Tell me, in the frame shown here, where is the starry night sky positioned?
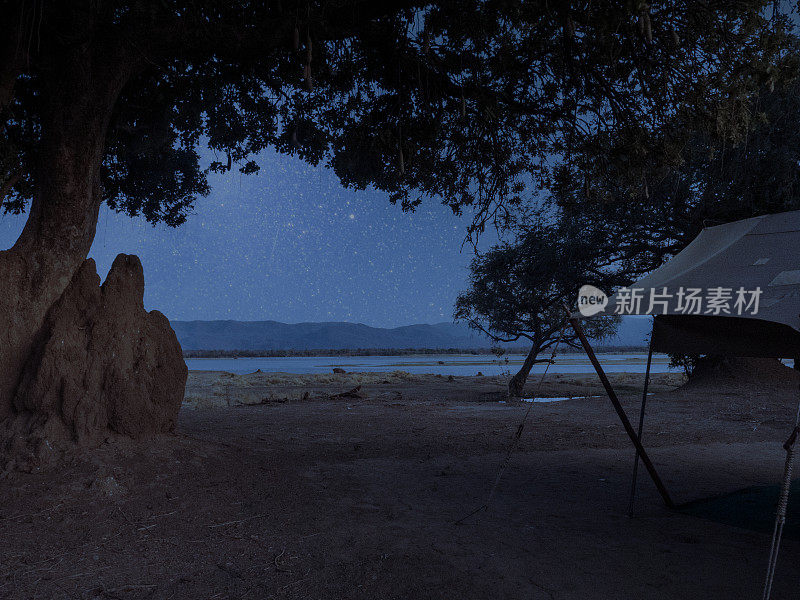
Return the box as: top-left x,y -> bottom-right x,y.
0,150 -> 493,327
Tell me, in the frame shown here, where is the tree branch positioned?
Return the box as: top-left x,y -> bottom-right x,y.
131,0 -> 426,63
0,3 -> 27,113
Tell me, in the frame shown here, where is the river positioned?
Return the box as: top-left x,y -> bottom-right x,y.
185,352 -> 678,376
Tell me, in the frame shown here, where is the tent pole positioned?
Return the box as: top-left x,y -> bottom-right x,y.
628,336 -> 654,517
567,315 -> 674,509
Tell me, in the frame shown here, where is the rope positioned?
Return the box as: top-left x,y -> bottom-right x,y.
762,397 -> 800,600
455,320 -> 567,524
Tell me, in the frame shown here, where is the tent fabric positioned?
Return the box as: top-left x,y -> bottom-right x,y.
586,211 -> 800,358
651,314 -> 800,357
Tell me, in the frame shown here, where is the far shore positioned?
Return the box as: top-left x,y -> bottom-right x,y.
182,345 -> 650,358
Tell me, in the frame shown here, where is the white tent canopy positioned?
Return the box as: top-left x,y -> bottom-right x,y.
596,211 -> 800,357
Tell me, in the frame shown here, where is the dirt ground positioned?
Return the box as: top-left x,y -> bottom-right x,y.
1,369 -> 799,599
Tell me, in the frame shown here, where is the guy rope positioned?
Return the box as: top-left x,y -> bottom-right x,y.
455,320 -> 567,524
762,394 -> 800,600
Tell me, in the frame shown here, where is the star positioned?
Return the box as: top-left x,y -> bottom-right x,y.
0,147 -> 500,327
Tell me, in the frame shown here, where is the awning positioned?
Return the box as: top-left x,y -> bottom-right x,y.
585,211 -> 800,358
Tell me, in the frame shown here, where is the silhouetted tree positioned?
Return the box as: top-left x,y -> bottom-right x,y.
455,219 -> 623,396
553,70 -> 800,273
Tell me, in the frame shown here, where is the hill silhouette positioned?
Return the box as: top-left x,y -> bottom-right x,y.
171,317 -> 652,352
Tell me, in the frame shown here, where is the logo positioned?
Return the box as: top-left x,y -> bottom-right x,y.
577,285 -> 608,317
612,286 -> 761,316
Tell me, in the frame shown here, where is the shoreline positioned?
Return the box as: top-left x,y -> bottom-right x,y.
182,352 -> 679,378
182,369 -> 685,409
182,345 -> 650,358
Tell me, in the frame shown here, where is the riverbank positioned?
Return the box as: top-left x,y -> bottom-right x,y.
182,369 -> 684,408
184,351 -> 677,376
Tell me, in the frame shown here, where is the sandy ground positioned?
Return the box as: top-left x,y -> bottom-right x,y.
1,369 -> 799,599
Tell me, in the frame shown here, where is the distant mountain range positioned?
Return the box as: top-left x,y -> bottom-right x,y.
170,317 -> 652,351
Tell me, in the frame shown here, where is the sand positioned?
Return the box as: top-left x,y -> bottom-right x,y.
0,369 -> 798,599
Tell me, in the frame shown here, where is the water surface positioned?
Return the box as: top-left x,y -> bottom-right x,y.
185,352 -> 677,376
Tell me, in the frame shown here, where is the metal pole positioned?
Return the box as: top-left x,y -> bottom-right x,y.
628,337 -> 654,517
567,314 -> 674,509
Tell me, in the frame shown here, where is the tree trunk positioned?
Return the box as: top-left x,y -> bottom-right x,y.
508,343 -> 543,398
0,42 -> 186,469
0,45 -> 123,420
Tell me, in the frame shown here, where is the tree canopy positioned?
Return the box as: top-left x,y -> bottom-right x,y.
456,217 -> 623,344
454,217 -> 621,394
1,0 -> 794,232
552,68 -> 800,283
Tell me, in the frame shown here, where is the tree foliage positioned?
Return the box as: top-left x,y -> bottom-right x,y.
455,218 -> 622,353
553,69 -> 800,280
0,0 -> 794,231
